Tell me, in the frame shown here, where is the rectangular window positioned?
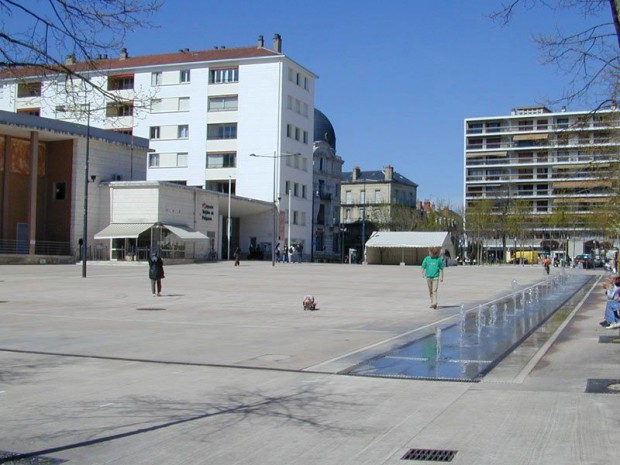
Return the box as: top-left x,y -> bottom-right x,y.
345,190 -> 352,204
206,152 -> 236,168
106,101 -> 134,117
150,126 -> 161,139
54,182 -> 66,200
149,152 -> 187,168
151,97 -> 189,113
151,72 -> 162,86
375,190 -> 382,203
149,153 -> 160,167
208,95 -> 238,111
17,82 -> 42,97
178,125 -> 189,138
178,97 -> 189,111
293,211 -> 298,225
177,152 -> 188,167
303,131 -> 308,144
207,123 -> 237,140
287,124 -> 293,138
294,183 -> 299,197
287,96 -> 293,110
209,67 -> 239,83
285,181 -> 291,193
557,117 -> 569,129
360,190 -> 366,204
295,127 -> 300,141
180,70 -> 190,83
108,75 -> 134,90
302,185 -> 307,198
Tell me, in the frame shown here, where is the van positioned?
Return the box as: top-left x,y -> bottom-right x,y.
511,250 -> 539,264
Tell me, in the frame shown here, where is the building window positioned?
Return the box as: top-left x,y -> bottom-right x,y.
303,131 -> 308,144
302,185 -> 307,198
293,211 -> 298,225
207,123 -> 237,140
150,126 -> 161,139
16,108 -> 40,116
360,190 -> 366,204
345,190 -> 352,204
151,72 -> 162,86
178,125 -> 189,138
149,153 -> 160,167
208,95 -> 238,111
557,117 -> 569,129
54,182 -> 66,200
106,101 -> 133,117
285,181 -> 291,193
209,67 -> 239,84
178,97 -> 189,111
108,75 -> 134,90
149,152 -> 187,168
180,69 -> 190,83
17,82 -> 42,97
177,152 -> 188,167
294,183 -> 299,196
206,152 -> 236,168
375,190 -> 382,203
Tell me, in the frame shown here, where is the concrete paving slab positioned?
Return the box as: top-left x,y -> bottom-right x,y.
0,262 -> 616,464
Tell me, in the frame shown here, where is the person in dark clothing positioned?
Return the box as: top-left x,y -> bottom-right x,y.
148,253 -> 165,296
234,247 -> 241,266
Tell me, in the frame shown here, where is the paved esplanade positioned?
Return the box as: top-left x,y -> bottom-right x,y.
0,262 -> 617,464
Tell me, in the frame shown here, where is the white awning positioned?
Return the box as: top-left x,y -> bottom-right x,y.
365,231 -> 452,249
163,224 -> 209,240
94,223 -> 153,239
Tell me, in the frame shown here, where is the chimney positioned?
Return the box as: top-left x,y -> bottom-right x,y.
273,33 -> 282,53
417,200 -> 423,210
119,48 -> 128,60
424,200 -> 432,212
352,166 -> 361,181
257,35 -> 264,48
64,54 -> 76,65
384,165 -> 394,181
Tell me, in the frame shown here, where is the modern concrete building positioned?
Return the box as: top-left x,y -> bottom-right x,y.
311,109 -> 343,262
0,34 -> 316,258
464,105 -> 620,256
0,110 -> 148,261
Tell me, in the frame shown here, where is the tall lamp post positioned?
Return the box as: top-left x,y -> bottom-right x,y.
250,151 -> 300,266
81,103 -> 91,278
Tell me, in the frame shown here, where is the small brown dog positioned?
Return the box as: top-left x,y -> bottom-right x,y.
302,295 -> 317,311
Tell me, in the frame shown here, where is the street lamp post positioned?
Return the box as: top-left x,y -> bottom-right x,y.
82,103 -> 91,278
250,151 -> 300,266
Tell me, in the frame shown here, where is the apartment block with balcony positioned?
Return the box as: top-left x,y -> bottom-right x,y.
464,105 -> 620,252
0,34 -> 317,256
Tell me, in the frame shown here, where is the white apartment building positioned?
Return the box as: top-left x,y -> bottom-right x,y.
0,34 -> 316,256
464,105 -> 620,256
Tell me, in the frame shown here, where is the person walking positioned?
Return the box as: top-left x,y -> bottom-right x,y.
421,247 -> 444,309
543,255 -> 551,275
147,253 -> 165,296
234,247 -> 241,266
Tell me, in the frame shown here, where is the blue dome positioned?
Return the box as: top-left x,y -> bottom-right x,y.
314,108 -> 336,151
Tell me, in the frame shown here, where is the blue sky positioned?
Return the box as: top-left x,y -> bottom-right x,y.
22,0 -> 611,208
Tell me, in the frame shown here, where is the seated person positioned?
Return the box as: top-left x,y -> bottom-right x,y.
600,276 -> 620,328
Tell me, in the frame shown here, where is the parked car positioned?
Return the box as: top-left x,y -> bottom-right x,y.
574,254 -> 594,268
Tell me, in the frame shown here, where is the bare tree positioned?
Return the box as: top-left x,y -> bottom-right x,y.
0,0 -> 161,97
492,0 -> 620,106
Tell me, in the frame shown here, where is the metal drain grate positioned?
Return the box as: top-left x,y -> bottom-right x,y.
401,448 -> 457,462
599,335 -> 620,344
136,307 -> 166,311
586,378 -> 620,394
0,450 -> 66,464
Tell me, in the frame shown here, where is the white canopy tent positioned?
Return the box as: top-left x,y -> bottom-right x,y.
364,231 -> 455,265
